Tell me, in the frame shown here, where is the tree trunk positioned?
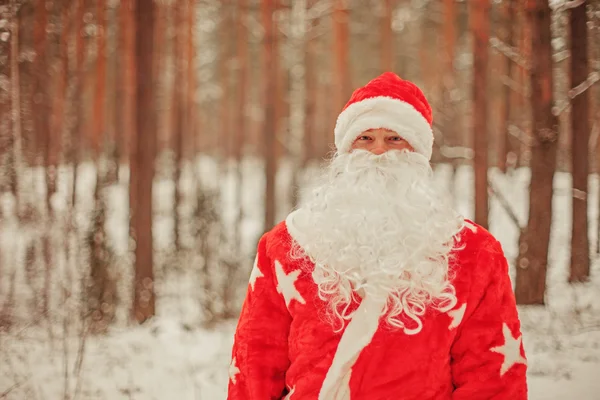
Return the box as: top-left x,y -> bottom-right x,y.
131,0 -> 156,323
262,0 -> 276,232
88,0 -> 116,332
498,0 -> 516,172
332,0 -> 350,115
71,0 -> 86,208
274,0 -> 286,165
87,181 -> 116,333
172,0 -> 187,252
187,0 -> 197,158
218,5 -> 231,159
18,1 -> 35,169
595,5 -> 600,255
117,0 -> 136,182
515,0 -> 558,305
470,0 -> 490,229
440,0 -> 457,165
92,1 -> 107,159
381,0 -> 394,73
105,3 -> 119,184
517,7 -> 532,168
234,0 -> 248,245
288,0 -> 307,210
569,0 -> 590,282
32,0 -> 49,166
32,0 -> 52,317
50,1 -> 69,174
154,0 -> 167,150
303,0 -> 317,167
0,2 -> 12,195
9,0 -> 21,213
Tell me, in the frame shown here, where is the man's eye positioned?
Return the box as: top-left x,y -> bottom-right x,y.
389,137 -> 402,141
359,136 -> 371,141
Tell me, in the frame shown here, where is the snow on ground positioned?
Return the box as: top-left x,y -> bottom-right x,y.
1,162 -> 599,399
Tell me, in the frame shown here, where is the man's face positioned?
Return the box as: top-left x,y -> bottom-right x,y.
350,128 -> 414,155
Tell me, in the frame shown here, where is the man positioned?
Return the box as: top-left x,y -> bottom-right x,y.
227,72 -> 527,399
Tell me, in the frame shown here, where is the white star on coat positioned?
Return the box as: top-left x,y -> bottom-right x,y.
448,303 -> 467,330
490,323 -> 527,376
229,357 -> 240,384
284,385 -> 296,399
275,260 -> 305,308
249,254 -> 264,291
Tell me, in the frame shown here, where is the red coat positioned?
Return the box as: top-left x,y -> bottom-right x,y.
228,219 -> 527,400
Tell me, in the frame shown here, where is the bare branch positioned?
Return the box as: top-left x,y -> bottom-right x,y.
552,71 -> 600,116
508,124 -> 534,146
568,71 -> 600,98
489,36 -> 530,70
439,145 -> 474,160
71,319 -> 90,400
307,0 -> 332,20
488,178 -> 524,232
490,37 -> 574,69
500,74 -> 530,98
553,49 -> 570,63
0,380 -> 26,398
552,99 -> 571,116
552,0 -> 585,13
573,188 -> 587,201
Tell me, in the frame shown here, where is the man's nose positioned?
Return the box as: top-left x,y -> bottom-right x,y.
371,142 -> 388,155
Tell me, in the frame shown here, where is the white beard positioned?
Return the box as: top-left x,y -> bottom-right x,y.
287,150 -> 464,334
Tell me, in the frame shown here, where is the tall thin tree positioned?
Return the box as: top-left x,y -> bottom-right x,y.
50,1 -> 69,170
0,2 -> 12,195
32,0 -> 49,167
172,0 -> 188,251
289,0 -> 308,209
498,0 -> 516,171
516,7 -> 532,168
381,0 -> 394,73
71,0 -> 86,208
470,0 -> 491,229
569,0 -> 590,282
92,1 -> 107,159
32,0 -> 52,316
440,0 -> 458,168
9,0 -> 21,212
88,0 -> 117,332
332,0 -> 350,114
116,0 -> 136,183
187,0 -> 197,157
303,0 -> 317,167
131,0 -> 156,323
262,0 -> 277,232
234,0 -> 248,245
515,0 -> 558,304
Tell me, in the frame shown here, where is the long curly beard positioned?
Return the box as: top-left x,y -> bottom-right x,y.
287,150 -> 464,334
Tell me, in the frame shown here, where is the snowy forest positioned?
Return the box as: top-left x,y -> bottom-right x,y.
0,0 -> 599,398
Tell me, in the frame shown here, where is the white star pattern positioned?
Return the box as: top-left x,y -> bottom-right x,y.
229,357 -> 241,384
490,323 -> 527,376
249,254 -> 264,291
275,260 -> 306,308
448,303 -> 467,330
284,385 -> 296,399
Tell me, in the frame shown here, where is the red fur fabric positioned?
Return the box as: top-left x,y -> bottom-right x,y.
227,220 -> 527,400
342,72 -> 432,125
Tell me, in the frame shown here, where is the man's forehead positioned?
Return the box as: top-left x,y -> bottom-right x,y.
363,128 -> 399,134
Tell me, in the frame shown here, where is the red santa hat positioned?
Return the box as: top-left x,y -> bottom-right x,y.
334,72 -> 434,160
